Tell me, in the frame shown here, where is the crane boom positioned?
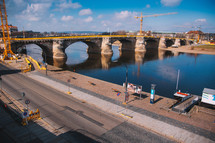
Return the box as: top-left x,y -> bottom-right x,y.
0,0 -> 15,60
135,12 -> 177,35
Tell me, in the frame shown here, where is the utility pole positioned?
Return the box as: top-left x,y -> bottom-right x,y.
123,64 -> 128,104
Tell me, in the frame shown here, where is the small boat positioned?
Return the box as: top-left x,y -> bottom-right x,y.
174,70 -> 191,99
174,90 -> 190,98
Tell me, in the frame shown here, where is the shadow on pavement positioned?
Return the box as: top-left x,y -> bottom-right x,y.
0,70 -> 21,76
0,92 -> 102,143
0,101 -> 102,143
0,63 -> 21,76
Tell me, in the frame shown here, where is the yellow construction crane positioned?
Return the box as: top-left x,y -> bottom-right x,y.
135,12 -> 177,35
0,0 -> 15,60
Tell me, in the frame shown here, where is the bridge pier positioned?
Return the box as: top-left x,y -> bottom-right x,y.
158,37 -> 166,49
135,51 -> 145,64
158,49 -> 166,60
101,37 -> 113,55
186,40 -> 190,45
135,37 -> 146,52
172,51 -> 180,56
174,38 -> 181,47
101,54 -> 112,69
53,40 -> 67,60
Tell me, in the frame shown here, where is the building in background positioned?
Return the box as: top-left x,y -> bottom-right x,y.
0,24 -> 18,36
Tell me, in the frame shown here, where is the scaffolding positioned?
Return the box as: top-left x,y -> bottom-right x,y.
0,0 -> 15,60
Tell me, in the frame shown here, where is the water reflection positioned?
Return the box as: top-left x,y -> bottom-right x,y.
26,43 -> 215,98
55,46 -> 175,71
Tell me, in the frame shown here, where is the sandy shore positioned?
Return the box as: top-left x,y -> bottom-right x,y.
161,45 -> 215,55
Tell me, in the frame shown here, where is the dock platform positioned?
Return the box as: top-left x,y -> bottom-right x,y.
172,95 -> 200,113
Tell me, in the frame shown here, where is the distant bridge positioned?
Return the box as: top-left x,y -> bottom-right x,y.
10,35 -> 194,62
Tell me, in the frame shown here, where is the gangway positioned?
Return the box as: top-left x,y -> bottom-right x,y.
172,95 -> 200,113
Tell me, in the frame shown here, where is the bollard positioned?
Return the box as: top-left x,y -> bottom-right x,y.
150,84 -> 156,104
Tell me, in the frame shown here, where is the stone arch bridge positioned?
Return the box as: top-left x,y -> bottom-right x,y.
11,35 -> 193,62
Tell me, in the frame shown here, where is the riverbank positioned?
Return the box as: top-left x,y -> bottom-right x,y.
161,44 -> 215,55
2,57 -> 215,135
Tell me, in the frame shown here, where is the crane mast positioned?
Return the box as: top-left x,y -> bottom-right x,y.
135,12 -> 177,35
0,0 -> 15,60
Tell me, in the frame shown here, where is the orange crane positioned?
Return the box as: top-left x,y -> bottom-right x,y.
135,12 -> 177,35
0,0 -> 15,60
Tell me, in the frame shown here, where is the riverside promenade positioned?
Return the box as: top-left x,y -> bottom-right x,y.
25,70 -> 215,143
1,59 -> 215,142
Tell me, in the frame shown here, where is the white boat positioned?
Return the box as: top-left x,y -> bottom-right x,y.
174,70 -> 190,99
174,90 -> 190,98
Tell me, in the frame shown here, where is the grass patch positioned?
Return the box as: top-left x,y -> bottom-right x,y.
194,45 -> 215,50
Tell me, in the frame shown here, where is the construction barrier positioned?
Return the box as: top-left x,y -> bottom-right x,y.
28,56 -> 46,70
21,109 -> 41,126
23,58 -> 32,73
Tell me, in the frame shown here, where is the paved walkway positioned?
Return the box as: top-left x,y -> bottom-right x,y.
26,71 -> 214,143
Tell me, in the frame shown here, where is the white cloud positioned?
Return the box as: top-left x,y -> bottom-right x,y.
97,14 -> 103,19
13,0 -> 24,5
115,11 -> 137,20
101,20 -> 112,27
50,14 -> 55,18
61,15 -> 73,21
146,4 -> 151,8
79,9 -> 93,16
195,19 -> 206,22
84,16 -> 93,22
161,0 -> 182,7
115,23 -> 122,27
101,21 -> 107,27
57,0 -> 81,11
15,3 -> 51,21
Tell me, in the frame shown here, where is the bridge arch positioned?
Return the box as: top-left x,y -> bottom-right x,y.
180,40 -> 186,46
64,41 -> 89,66
111,38 -> 135,51
11,41 -> 53,63
63,39 -> 101,54
145,39 -> 159,49
165,39 -> 174,47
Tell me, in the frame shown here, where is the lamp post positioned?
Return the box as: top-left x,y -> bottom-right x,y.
118,63 -> 128,104
112,60 -> 129,104
43,51 -> 47,76
124,64 -> 128,103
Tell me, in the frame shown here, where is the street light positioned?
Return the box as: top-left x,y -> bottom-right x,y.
113,60 -> 128,104
43,52 -> 47,76
124,64 -> 128,104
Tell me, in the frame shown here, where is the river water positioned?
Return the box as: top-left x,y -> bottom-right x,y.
26,43 -> 215,98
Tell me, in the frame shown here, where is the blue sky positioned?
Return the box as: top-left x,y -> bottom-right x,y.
6,0 -> 215,33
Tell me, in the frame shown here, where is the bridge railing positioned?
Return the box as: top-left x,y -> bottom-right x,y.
2,35 -> 193,41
